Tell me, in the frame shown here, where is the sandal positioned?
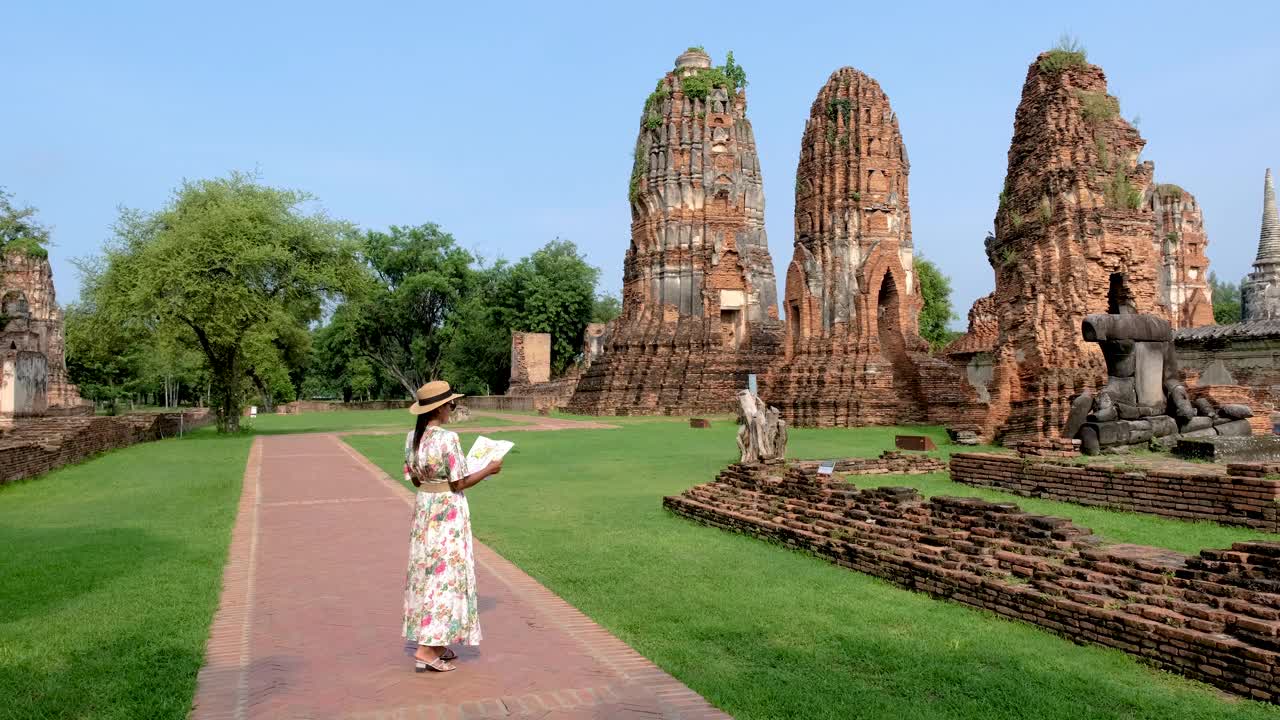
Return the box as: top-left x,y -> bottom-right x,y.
441,648 -> 457,662
414,655 -> 456,673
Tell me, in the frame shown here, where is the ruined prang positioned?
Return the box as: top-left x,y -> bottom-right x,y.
1241,169 -> 1280,321
1,252 -> 88,421
759,67 -> 932,426
946,50 -> 1161,442
567,49 -> 783,415
1150,184 -> 1214,329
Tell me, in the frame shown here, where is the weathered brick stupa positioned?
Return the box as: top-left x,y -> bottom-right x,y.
758,67 -> 934,426
1,251 -> 89,420
567,49 -> 783,415
1241,169 -> 1280,321
1150,183 -> 1213,329
946,49 -> 1161,443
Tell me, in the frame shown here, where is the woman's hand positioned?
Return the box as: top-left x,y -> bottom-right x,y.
485,459 -> 504,477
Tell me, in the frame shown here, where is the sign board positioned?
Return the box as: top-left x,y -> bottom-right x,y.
748,373 -> 758,394
250,406 -> 258,418
817,461 -> 836,476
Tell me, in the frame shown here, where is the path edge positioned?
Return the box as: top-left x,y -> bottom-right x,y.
189,437 -> 263,720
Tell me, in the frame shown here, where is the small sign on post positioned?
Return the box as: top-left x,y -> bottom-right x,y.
250,406 -> 258,418
817,461 -> 836,476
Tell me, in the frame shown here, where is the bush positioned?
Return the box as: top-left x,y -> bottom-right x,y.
1104,172 -> 1143,210
1078,91 -> 1120,125
1039,34 -> 1088,73
827,98 -> 854,124
629,138 -> 650,203
1038,195 -> 1053,224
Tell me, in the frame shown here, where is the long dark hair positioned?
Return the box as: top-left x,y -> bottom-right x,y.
410,405 -> 447,471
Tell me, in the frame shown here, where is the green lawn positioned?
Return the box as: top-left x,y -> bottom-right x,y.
347,421 -> 1280,720
243,407 -> 529,435
0,430 -> 252,720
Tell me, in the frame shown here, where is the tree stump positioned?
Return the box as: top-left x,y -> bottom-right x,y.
736,390 -> 787,463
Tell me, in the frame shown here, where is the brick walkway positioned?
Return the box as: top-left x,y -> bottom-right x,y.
191,433 -> 728,720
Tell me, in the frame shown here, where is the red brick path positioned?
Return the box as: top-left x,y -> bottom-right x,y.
191,433 -> 729,720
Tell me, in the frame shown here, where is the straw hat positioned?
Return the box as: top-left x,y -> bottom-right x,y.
408,380 -> 465,416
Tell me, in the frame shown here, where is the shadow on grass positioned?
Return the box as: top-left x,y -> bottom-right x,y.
0,526 -> 173,625
0,632 -> 207,719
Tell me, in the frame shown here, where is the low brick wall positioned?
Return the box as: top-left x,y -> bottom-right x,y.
465,395 -> 537,412
276,400 -> 407,414
664,461 -> 1280,704
951,453 -> 1280,532
0,410 -> 213,485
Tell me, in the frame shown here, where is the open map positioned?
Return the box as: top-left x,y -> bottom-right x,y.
465,436 -> 514,474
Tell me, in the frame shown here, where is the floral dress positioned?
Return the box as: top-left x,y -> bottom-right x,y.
402,426 -> 482,647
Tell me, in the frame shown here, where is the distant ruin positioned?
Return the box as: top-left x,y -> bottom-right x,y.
568,49 -> 783,415
1176,169 -> 1280,427
1241,169 -> 1280,321
1150,184 -> 1213,328
0,252 -> 89,424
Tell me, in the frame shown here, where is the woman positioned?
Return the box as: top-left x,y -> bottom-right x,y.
402,380 -> 502,673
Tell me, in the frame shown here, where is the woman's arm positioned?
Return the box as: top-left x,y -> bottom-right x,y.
449,460 -> 502,492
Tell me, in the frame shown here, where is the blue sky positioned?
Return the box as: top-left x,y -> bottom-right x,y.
4,1 -> 1278,328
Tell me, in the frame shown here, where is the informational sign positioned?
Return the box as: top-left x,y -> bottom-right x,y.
817,461 -> 836,476
249,406 -> 258,418
748,373 -> 758,394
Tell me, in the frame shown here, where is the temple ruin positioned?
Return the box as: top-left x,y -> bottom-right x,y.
567,49 -> 783,415
944,52 -> 1165,443
0,252 -> 88,423
1176,169 -> 1280,427
1150,184 -> 1213,329
1241,169 -> 1280,321
758,68 -> 935,426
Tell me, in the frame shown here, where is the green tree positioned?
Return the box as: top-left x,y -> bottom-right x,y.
592,293 -> 622,323
1208,272 -> 1242,324
64,301 -> 142,413
0,188 -> 51,258
348,223 -> 475,394
82,172 -> 362,432
439,262 -> 514,395
493,239 -> 599,375
915,255 -> 956,351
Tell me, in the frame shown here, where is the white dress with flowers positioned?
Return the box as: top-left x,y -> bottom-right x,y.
402,426 -> 482,646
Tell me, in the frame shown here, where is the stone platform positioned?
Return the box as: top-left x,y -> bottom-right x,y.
664,460 -> 1280,704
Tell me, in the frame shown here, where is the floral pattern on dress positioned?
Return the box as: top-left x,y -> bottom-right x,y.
402,426 -> 481,646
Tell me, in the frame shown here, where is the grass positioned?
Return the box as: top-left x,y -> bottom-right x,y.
242,407 -> 528,435
0,430 -> 252,720
1039,34 -> 1088,73
346,421 -> 1280,720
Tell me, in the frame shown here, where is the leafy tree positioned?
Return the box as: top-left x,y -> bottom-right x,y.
915,255 -> 956,351
304,306 -> 365,401
1209,272 -> 1242,324
493,239 -> 599,375
64,302 -> 142,413
439,262 -> 514,395
82,172 -> 362,432
592,293 -> 622,323
0,188 -> 51,258
347,223 -> 475,394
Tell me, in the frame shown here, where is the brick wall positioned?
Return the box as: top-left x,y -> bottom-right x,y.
950,452 -> 1280,532
665,461 -> 1280,704
277,400 -> 407,414
0,410 -> 213,485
